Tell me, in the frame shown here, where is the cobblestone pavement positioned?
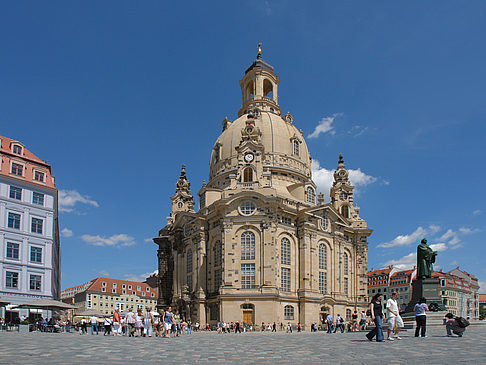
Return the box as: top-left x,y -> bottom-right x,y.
1,325 -> 485,364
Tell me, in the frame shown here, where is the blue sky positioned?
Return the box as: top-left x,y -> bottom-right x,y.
1,1 -> 485,291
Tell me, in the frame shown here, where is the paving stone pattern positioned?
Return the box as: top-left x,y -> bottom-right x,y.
1,326 -> 485,364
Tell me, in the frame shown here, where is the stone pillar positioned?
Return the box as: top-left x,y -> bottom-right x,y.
155,236 -> 173,309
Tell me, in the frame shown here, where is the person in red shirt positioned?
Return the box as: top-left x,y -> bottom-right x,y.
112,309 -> 121,336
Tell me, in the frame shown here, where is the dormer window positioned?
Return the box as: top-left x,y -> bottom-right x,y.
12,145 -> 22,155
34,170 -> 45,182
305,187 -> 315,204
293,140 -> 300,156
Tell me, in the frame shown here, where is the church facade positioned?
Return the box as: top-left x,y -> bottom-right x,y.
154,51 -> 372,328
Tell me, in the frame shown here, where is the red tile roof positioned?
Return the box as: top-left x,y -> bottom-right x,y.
479,294 -> 486,302
87,277 -> 158,297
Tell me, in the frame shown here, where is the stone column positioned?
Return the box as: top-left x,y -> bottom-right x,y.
155,236 -> 173,309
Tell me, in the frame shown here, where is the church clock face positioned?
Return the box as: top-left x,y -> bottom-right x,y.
244,152 -> 254,163
340,192 -> 347,201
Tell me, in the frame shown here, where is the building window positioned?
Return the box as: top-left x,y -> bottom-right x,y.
11,163 -> 23,176
241,231 -> 256,260
346,309 -> 352,321
213,241 -> 222,267
239,201 -> 256,216
6,271 -> 19,288
30,275 -> 42,291
32,192 -> 44,205
8,212 -> 21,229
344,277 -> 349,296
243,167 -> 253,182
9,186 -> 22,200
281,267 -> 291,292
319,272 -> 327,294
343,252 -> 349,275
137,286 -> 141,291
30,247 -> 42,263
34,171 -> 45,182
214,269 -> 222,292
341,205 -> 349,218
241,263 -> 255,288
128,285 -> 132,290
31,218 -> 43,234
12,145 -> 22,155
6,242 -> 20,260
187,274 -> 193,292
305,187 -> 315,204
187,249 -> 193,273
284,305 -> 294,320
281,238 -> 291,265
319,217 -> 329,231
292,140 -> 300,156
319,244 -> 327,270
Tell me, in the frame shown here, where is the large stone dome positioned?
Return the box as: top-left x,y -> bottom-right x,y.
209,110 -> 312,182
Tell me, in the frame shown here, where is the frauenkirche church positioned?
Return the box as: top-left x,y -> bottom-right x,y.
154,47 -> 372,327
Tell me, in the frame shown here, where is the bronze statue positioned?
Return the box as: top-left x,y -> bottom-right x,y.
416,238 -> 437,280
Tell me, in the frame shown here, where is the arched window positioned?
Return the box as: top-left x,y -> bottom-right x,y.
241,231 -> 255,260
246,80 -> 255,100
343,252 -> 349,275
319,244 -> 327,270
213,241 -> 222,267
284,305 -> 294,320
306,187 -> 315,204
344,277 -> 349,296
293,140 -> 300,156
263,79 -> 273,98
243,167 -> 253,182
187,249 -> 193,273
281,238 -> 291,265
341,205 -> 349,218
319,272 -> 327,294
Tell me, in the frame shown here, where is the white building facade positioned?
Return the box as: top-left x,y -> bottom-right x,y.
0,136 -> 60,321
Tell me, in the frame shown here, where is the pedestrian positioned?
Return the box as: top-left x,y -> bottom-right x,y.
386,292 -> 402,340
286,322 -> 292,333
297,323 -> 302,332
366,293 -> 384,342
80,318 -> 87,335
173,310 -> 181,337
154,312 -> 161,337
90,315 -> 98,335
235,321 -> 241,333
280,322 -> 284,331
352,311 -> 358,331
443,313 -> 466,337
103,316 -> 112,336
326,313 -> 333,333
163,306 -> 174,338
135,309 -> 144,337
261,322 -> 265,331
126,308 -> 136,337
414,297 -> 428,337
359,310 -> 367,331
112,309 -> 121,336
187,319 -> 192,334
333,314 -> 344,333
144,307 -> 154,337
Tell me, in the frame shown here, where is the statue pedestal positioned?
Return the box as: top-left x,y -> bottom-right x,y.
404,278 -> 445,313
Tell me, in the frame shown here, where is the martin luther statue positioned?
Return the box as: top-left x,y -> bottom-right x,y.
416,238 -> 437,280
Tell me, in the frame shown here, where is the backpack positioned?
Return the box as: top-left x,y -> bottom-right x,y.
456,317 -> 470,328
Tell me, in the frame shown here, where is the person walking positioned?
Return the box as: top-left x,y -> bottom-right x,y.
126,308 -> 136,337
163,306 -> 174,338
333,314 -> 344,333
144,307 -> 154,337
103,316 -> 112,336
112,309 -> 121,336
135,309 -> 144,337
286,322 -> 292,333
386,292 -> 401,340
173,310 -> 181,337
326,313 -> 334,333
272,322 -> 276,332
235,321 -> 241,333
414,297 -> 428,337
352,311 -> 359,331
90,315 -> 98,335
366,293 -> 385,342
360,310 -> 367,331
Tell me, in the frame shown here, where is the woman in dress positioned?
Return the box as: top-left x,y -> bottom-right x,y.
173,310 -> 182,337
144,307 -> 154,337
163,306 -> 174,338
366,293 -> 385,342
135,309 -> 144,337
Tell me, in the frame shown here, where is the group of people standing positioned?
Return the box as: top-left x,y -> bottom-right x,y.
366,291 -> 467,342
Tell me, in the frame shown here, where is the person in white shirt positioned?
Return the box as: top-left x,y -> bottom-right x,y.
90,315 -> 99,335
386,292 -> 401,340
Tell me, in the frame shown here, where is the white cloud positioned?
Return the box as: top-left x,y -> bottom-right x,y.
59,189 -> 99,213
123,270 -> 157,283
473,209 -> 482,216
98,270 -> 109,277
307,114 -> 342,139
384,252 -> 417,270
439,229 -> 455,241
311,159 -> 378,200
348,125 -> 368,138
81,233 -> 136,247
144,238 -> 153,243
61,228 -> 73,237
458,227 -> 480,235
378,225 -> 440,248
429,243 -> 448,252
479,281 -> 486,292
